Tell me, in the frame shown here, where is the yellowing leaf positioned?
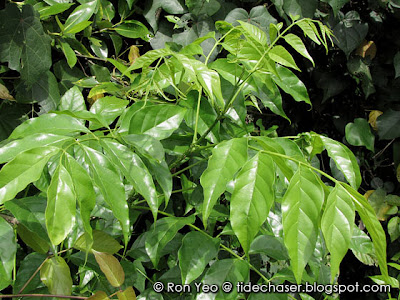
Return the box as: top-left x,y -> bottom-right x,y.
87,93 -> 104,106
364,190 -> 375,199
356,40 -> 377,59
368,110 -> 383,131
0,83 -> 14,101
87,291 -> 109,300
93,250 -> 125,287
128,46 -> 140,65
117,286 -> 136,300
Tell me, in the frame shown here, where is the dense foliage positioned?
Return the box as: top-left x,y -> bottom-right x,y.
0,0 -> 399,299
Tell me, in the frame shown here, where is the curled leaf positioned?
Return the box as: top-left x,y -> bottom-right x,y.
355,40 -> 377,59
128,46 -> 140,65
368,110 -> 383,131
0,83 -> 14,101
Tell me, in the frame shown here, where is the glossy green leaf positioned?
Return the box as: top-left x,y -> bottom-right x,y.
60,40 -> 77,68
197,259 -> 249,300
268,45 -> 300,71
0,134 -> 71,164
200,138 -> 248,226
93,250 -> 125,287
14,253 -> 47,294
115,20 -> 149,40
325,0 -> 350,15
319,135 -> 361,189
46,164 -> 76,246
129,104 -> 186,140
122,134 -> 165,163
282,166 -> 324,284
343,184 -> 389,281
272,65 -> 311,105
284,33 -> 314,66
117,286 -> 136,300
64,0 -> 97,34
101,139 -> 159,219
59,86 -> 85,112
40,256 -> 72,296
143,0 -> 187,31
90,96 -> 129,129
388,217 -> 400,242
231,152 -> 275,256
10,113 -> 89,139
238,20 -> 268,46
345,118 -> 375,151
146,159 -> 172,204
88,291 -> 109,300
0,147 -> 60,204
376,109 -> 400,140
16,223 -> 49,254
296,19 -> 322,46
0,217 -> 16,290
74,230 -> 122,254
145,215 -> 195,268
0,4 -> 51,86
178,232 -> 220,284
38,3 -> 74,19
65,154 -> 95,251
82,145 -> 130,247
321,184 -> 355,281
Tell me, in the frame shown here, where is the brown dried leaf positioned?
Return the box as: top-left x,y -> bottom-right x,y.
356,40 -> 377,59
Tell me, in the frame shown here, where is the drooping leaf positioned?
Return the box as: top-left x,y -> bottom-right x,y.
345,118 -> 375,151
74,230 -> 122,254
64,0 -> 97,34
16,223 -> 49,254
122,134 -> 165,163
271,65 -> 311,105
319,135 -> 361,189
178,232 -> 220,285
321,184 -> 355,281
101,139 -> 159,220
324,0 -> 350,16
40,256 -> 72,296
82,145 -> 130,247
282,166 -> 324,284
46,164 -> 76,246
14,253 -> 47,294
117,286 -> 137,300
145,215 -> 195,268
376,109 -> 400,140
143,0 -> 187,31
87,291 -> 109,300
115,20 -> 149,40
0,4 -> 52,86
0,147 -> 60,204
249,235 -> 289,260
93,250 -> 125,287
200,138 -> 248,226
59,86 -> 85,112
0,218 -> 17,290
268,45 -> 300,71
9,113 -> 89,139
284,33 -> 314,66
128,104 -> 187,140
230,152 -> 275,256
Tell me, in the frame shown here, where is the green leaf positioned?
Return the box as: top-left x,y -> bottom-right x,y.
14,253 -> 47,294
115,20 -> 149,40
0,4 -> 52,86
40,256 -> 72,296
200,138 -> 248,226
143,0 -> 187,31
376,109 -> 400,140
345,118 -> 375,151
0,133 -> 72,164
282,166 -> 324,284
388,217 -> 400,242
394,52 -> 400,79
324,0 -> 350,16
197,259 -> 249,300
74,230 -> 122,254
249,235 -> 289,260
146,159 -> 172,204
60,40 -> 77,68
319,135 -> 361,189
59,86 -> 86,112
238,20 -> 268,46
93,250 -> 125,287
0,147 -> 60,204
64,0 -> 97,34
145,215 -> 195,268
230,152 -> 275,256
123,134 -> 165,163
65,154 -> 95,251
46,164 -> 76,246
186,0 -> 220,16
268,45 -> 300,71
128,104 -> 186,140
178,232 -> 220,284
82,145 -> 130,247
321,184 -> 355,281
38,3 -> 74,19
284,33 -> 314,66
117,286 -> 136,300
0,217 -> 17,290
343,184 -> 389,281
88,291 -> 109,300
101,139 -> 159,220
9,113 -> 89,139
278,0 -> 317,18
272,65 -> 311,105
90,96 -> 129,129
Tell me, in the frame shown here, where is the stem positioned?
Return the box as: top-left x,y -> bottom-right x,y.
172,158 -> 207,177
204,28 -> 235,65
0,295 -> 86,299
192,88 -> 203,144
